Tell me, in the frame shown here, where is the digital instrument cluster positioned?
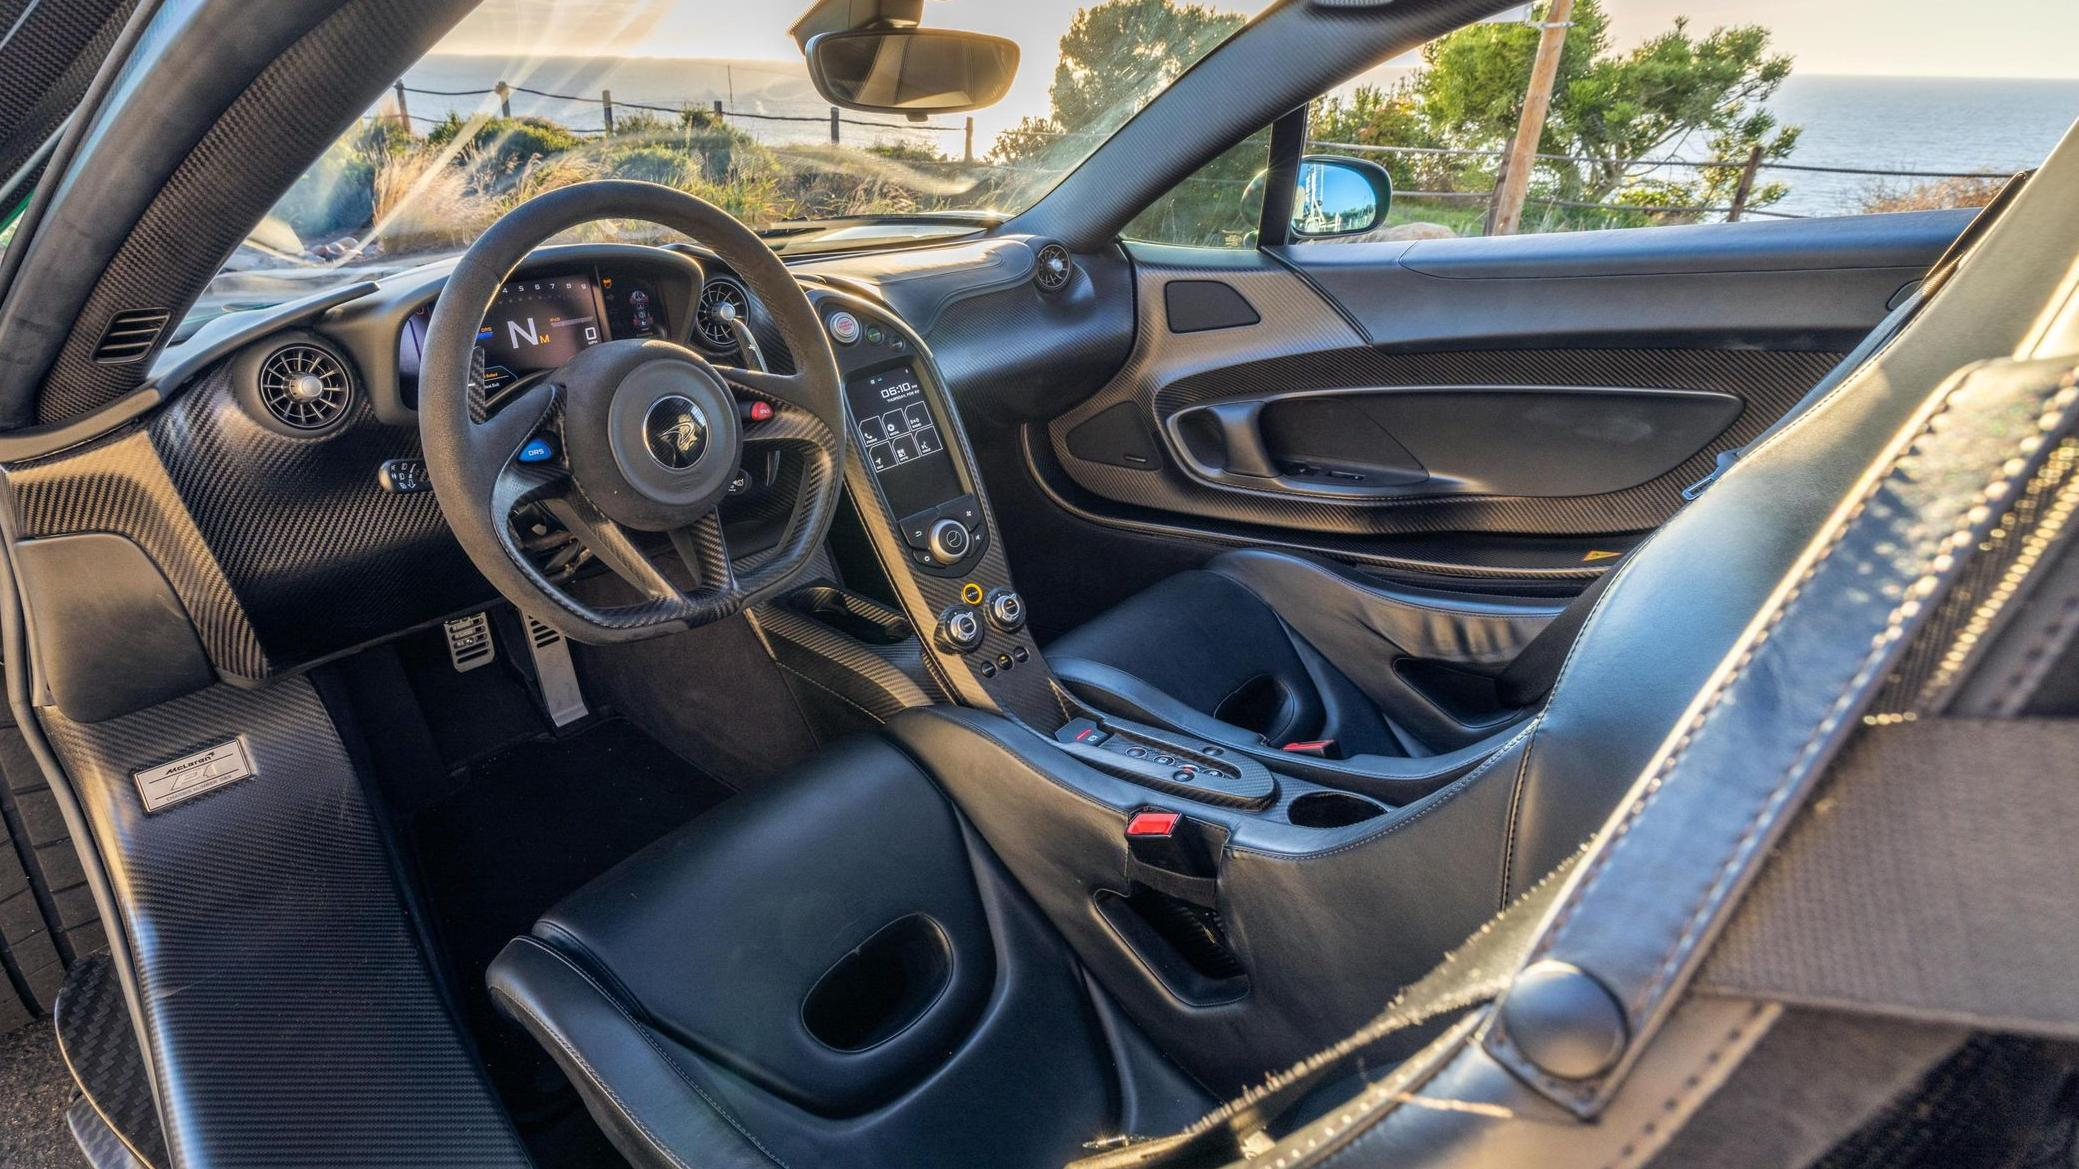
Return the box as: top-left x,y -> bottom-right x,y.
397,265 -> 667,407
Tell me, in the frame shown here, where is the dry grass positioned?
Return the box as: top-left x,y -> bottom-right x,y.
1860,174 -> 2011,215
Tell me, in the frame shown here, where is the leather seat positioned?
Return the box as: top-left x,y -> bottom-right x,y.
1047,547 -> 1587,803
486,734 -> 1210,1169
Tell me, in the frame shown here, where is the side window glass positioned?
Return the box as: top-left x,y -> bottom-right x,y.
1123,128 -> 1272,249
1293,0 -> 2054,241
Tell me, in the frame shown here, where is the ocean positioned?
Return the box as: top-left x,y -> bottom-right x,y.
396,56 -> 2079,219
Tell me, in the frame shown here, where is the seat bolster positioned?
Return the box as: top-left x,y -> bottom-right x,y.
487,936 -> 779,1169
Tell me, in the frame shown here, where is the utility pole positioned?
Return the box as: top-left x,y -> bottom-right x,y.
1487,0 -> 1574,237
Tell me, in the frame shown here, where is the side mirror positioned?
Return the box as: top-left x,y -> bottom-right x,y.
805,29 -> 1019,116
1292,156 -> 1393,239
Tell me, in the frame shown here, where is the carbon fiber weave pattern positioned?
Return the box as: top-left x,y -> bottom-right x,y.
37,0 -> 469,424
68,1099 -> 151,1169
1048,254 -> 1845,540
816,291 -> 1067,728
39,680 -> 529,1167
753,603 -> 936,722
0,0 -> 134,190
9,426 -> 271,680
151,359 -> 491,670
55,953 -> 164,1168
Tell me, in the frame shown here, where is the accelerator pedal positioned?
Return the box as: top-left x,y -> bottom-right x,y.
524,616 -> 589,727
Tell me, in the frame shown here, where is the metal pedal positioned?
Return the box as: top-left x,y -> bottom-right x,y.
443,613 -> 495,672
524,616 -> 589,727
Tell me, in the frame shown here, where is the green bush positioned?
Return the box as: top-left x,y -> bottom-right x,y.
428,114 -> 583,173
605,145 -> 689,186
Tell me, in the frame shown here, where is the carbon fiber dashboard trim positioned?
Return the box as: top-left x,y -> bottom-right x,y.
1048,251 -> 1845,540
38,679 -> 528,1167
8,426 -> 270,681
7,357 -> 498,686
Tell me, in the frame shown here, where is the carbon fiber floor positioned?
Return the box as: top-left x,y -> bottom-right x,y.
0,1023 -> 83,1168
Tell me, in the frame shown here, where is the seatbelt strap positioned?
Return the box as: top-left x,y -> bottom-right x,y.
1071,718 -> 2079,1169
1695,717 -> 2079,1037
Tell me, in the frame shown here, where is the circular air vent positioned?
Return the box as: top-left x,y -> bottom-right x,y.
1034,243 -> 1074,294
696,278 -> 751,349
256,343 -> 352,431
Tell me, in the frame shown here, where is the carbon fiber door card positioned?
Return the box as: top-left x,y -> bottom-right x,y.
131,737 -> 253,812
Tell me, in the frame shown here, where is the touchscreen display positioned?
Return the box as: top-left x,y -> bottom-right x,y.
475,274 -> 606,394
847,364 -> 963,520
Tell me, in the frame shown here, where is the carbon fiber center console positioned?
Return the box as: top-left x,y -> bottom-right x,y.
810,289 -> 1063,727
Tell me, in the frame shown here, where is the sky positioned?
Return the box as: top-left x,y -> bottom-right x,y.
430,0 -> 2079,144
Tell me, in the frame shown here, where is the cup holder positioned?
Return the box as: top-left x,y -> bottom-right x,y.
1286,790 -> 1388,828
800,914 -> 953,1053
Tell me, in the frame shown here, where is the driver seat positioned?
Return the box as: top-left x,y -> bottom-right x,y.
486,734 -> 1212,1169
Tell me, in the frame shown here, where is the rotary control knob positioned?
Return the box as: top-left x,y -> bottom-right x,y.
926,517 -> 972,565
935,605 -> 985,655
984,587 -> 1026,633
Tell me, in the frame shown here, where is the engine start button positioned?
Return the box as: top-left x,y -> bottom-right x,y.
827,311 -> 862,344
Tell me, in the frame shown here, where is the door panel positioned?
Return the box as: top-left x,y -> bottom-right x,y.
1037,209 -> 1971,579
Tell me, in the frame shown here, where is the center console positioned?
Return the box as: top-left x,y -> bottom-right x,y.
762,283 -> 1524,1096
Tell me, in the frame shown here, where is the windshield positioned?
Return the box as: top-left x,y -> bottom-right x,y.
206,0 -> 1270,319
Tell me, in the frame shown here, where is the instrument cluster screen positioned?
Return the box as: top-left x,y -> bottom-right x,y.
474,274 -> 607,396
400,270 -> 609,403
846,364 -> 962,520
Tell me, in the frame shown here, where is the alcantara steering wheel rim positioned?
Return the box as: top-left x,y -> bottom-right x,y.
418,181 -> 846,643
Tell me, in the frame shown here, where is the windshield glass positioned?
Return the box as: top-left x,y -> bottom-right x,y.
207,0 -> 1270,319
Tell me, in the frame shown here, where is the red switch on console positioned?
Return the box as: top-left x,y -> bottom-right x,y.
1126,810 -> 1181,837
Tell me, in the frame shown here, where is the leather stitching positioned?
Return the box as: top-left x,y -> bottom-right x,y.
491,984 -> 711,1169
1227,721 -> 1539,862
1496,719 -> 1541,908
514,937 -> 793,1169
1519,363 -> 2079,1107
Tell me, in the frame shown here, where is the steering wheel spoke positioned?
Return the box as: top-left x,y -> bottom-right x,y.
670,513 -> 737,594
536,487 -> 684,603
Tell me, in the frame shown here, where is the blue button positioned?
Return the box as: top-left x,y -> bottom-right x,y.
518,437 -> 555,464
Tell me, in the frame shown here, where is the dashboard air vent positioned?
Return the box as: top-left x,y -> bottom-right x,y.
1034,244 -> 1074,294
91,309 -> 173,364
257,343 -> 352,431
696,278 -> 751,349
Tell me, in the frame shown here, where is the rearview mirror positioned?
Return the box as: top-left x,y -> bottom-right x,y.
805,29 -> 1019,116
1293,156 -> 1393,239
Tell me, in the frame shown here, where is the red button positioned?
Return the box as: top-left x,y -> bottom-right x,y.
747,401 -> 775,422
1126,811 -> 1180,837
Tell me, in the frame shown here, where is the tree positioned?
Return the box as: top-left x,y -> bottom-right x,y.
1312,0 -> 1800,228
989,0 -> 1243,168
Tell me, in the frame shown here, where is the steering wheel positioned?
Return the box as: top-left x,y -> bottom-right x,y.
420,182 -> 845,643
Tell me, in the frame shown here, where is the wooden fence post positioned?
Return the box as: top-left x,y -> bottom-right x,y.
1727,144 -> 1764,222
392,81 -> 410,132
495,81 -> 511,119
601,89 -> 615,135
964,116 -> 974,163
829,107 -> 840,145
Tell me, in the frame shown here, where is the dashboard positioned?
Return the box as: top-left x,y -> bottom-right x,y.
2,235 -> 1130,689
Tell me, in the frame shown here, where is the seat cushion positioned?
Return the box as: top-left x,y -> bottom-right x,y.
487,734 -> 1208,1169
1048,565 -> 1406,756
1048,551 -> 1563,764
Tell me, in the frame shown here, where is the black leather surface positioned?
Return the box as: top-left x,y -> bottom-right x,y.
488,731 -> 1211,1169
887,704 -> 1533,1094
1049,549 -> 1554,788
